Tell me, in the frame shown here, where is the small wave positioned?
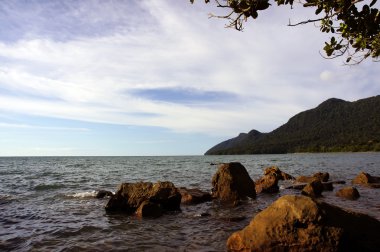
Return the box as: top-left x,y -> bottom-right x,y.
66,191 -> 97,198
0,194 -> 14,205
34,184 -> 64,191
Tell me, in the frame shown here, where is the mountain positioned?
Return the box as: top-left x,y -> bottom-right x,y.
205,96 -> 380,155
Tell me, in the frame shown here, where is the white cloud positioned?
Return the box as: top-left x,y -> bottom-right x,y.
0,0 -> 378,138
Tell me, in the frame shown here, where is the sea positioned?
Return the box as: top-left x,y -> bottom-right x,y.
1,153 -> 380,251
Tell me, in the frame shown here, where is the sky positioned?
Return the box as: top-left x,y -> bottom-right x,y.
0,0 -> 379,156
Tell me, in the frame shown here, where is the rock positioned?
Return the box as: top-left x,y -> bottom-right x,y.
148,181 -> 182,211
285,183 -> 307,190
211,162 -> 256,204
263,166 -> 295,180
95,190 -> 113,199
352,172 -> 380,188
179,187 -> 212,204
296,172 -> 329,183
135,200 -> 163,218
105,181 -> 181,214
301,179 -> 323,198
322,181 -> 334,191
227,195 -> 380,252
336,186 -> 360,200
331,180 -> 346,184
255,174 -> 279,194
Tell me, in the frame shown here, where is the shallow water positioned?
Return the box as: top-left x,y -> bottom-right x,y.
0,153 -> 379,251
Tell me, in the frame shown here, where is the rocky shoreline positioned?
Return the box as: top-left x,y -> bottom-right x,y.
97,162 -> 380,251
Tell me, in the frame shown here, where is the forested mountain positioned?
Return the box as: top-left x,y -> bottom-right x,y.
205,96 -> 380,155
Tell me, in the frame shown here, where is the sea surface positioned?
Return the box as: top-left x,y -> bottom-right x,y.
1,153 -> 380,251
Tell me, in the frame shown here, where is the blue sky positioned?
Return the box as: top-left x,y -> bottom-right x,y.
0,0 -> 379,156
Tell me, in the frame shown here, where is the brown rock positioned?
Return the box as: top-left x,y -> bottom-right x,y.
135,200 -> 163,218
352,172 -> 380,188
227,195 -> 380,252
301,179 -> 323,198
211,162 -> 256,203
105,181 -> 181,213
179,187 -> 212,204
149,181 -> 182,211
263,166 -> 295,180
296,172 -> 329,183
336,186 -> 360,200
255,174 -> 279,194
285,183 -> 307,190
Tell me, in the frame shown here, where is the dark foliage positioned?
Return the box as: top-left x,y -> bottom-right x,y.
205,96 -> 380,154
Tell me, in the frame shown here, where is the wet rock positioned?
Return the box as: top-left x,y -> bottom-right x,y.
331,180 -> 346,184
285,183 -> 307,190
179,187 -> 212,205
95,190 -> 113,199
211,162 -> 256,204
352,172 -> 380,188
227,195 -> 380,252
301,179 -> 323,198
286,181 -> 333,192
296,172 -> 329,183
219,216 -> 247,222
105,181 -> 181,215
135,200 -> 163,218
322,181 -> 334,191
263,166 -> 295,180
336,186 -> 360,200
255,174 -> 279,194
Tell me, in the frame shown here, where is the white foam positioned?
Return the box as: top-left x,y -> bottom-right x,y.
67,190 -> 97,198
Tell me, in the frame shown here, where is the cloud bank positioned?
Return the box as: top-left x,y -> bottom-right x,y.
0,0 -> 379,140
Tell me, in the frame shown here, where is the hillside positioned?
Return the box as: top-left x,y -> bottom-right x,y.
205,96 -> 380,155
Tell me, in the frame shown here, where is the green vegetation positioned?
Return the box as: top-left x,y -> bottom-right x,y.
191,0 -> 380,64
205,96 -> 380,154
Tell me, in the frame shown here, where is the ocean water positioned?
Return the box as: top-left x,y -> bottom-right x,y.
0,153 -> 379,251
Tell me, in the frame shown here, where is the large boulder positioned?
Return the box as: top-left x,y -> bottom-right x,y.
105,181 -> 181,214
264,166 -> 295,180
336,186 -> 360,200
179,187 -> 212,204
352,172 -> 380,188
211,162 -> 256,203
227,195 -> 380,252
255,174 -> 279,194
296,172 -> 329,183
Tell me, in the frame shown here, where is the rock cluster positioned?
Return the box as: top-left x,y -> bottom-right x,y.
102,164 -> 380,251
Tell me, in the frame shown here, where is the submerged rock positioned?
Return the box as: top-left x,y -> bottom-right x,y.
336,186 -> 360,200
352,172 -> 380,188
105,181 -> 181,215
296,172 -> 330,183
211,162 -> 256,204
255,174 -> 279,194
179,187 -> 212,205
263,166 -> 295,180
227,195 -> 380,252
